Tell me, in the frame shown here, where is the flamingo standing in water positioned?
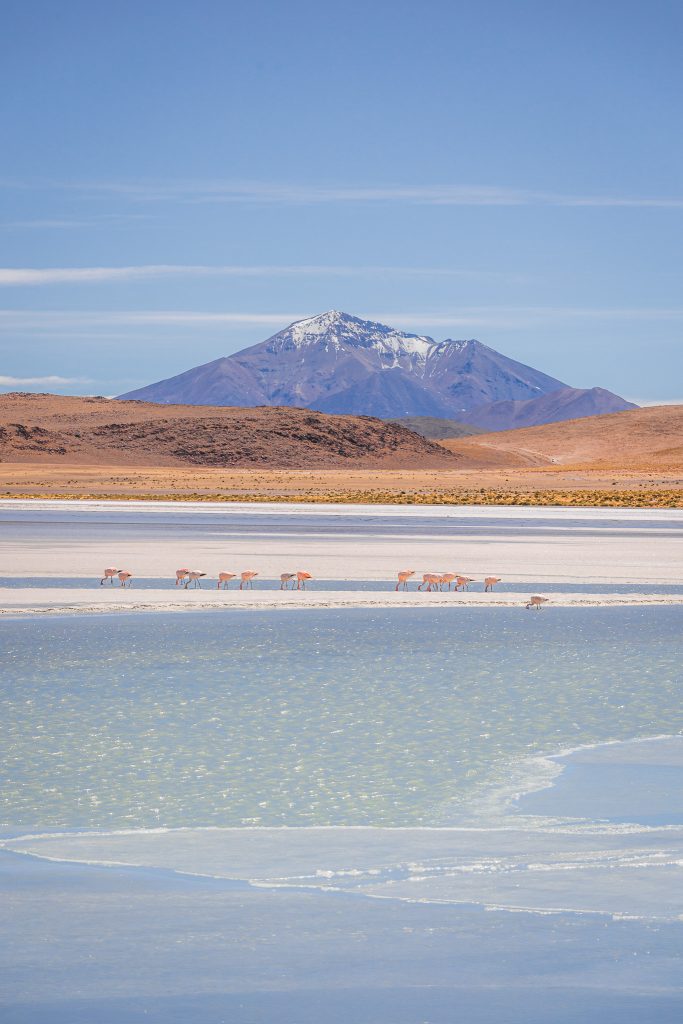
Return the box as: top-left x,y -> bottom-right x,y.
117,571 -> 133,588
175,569 -> 190,586
240,570 -> 258,590
100,567 -> 118,585
280,573 -> 296,590
484,576 -> 502,592
217,572 -> 236,590
440,572 -> 459,591
526,595 -> 549,609
395,570 -> 415,591
455,576 -> 475,591
296,571 -> 312,590
184,571 -> 206,589
418,573 -> 441,592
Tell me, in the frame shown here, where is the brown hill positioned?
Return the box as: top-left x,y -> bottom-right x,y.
0,392 -> 459,469
441,405 -> 683,470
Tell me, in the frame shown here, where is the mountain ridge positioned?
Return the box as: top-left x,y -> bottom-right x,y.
120,310 -> 635,428
460,386 -> 638,432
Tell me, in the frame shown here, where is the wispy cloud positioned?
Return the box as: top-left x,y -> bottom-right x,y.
0,374 -> 92,386
0,264 -> 522,286
72,181 -> 683,208
0,220 -> 99,231
0,213 -> 152,231
0,310 -> 305,332
4,179 -> 683,208
372,307 -> 683,326
4,306 -> 683,336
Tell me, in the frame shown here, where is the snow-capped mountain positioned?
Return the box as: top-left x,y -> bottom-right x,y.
119,310 -> 635,426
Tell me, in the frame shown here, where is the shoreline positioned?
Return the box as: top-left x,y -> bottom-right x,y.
2,589 -> 683,617
3,734 -> 682,922
2,496 -> 683,516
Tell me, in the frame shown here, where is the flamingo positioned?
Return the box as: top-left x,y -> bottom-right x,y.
280,573 -> 296,590
184,571 -> 206,589
175,569 -> 190,586
117,571 -> 133,588
296,571 -> 312,590
217,572 -> 237,590
100,567 -> 118,585
395,570 -> 415,591
440,572 -> 459,591
526,595 -> 549,610
418,573 -> 441,592
455,576 -> 475,591
240,570 -> 258,590
484,576 -> 502,592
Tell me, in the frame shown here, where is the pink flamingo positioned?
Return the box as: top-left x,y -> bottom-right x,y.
395,570 -> 415,591
217,572 -> 237,590
280,573 -> 296,590
484,576 -> 502,592
526,595 -> 549,610
184,571 -> 206,589
418,573 -> 441,592
240,570 -> 258,590
175,569 -> 190,586
440,572 -> 459,591
117,571 -> 133,588
455,576 -> 475,591
100,567 -> 118,585
296,571 -> 312,590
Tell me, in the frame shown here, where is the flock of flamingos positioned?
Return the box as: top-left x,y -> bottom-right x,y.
99,567 -> 550,608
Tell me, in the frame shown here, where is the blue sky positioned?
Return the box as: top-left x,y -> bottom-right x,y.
2,0 -> 682,402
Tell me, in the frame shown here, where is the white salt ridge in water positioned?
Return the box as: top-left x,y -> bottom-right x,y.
6,736 -> 683,921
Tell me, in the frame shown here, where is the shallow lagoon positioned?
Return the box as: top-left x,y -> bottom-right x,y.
2,607 -> 682,833
2,537 -> 683,1021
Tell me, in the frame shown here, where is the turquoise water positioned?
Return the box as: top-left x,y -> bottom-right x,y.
2,607 -> 681,833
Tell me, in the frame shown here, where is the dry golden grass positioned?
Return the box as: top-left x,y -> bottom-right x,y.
1,463 -> 681,507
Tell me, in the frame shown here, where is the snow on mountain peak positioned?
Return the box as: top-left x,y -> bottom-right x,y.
289,310 -> 343,338
285,311 -> 435,362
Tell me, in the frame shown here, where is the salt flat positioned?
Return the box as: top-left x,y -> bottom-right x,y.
1,587 -> 682,616
1,501 -> 682,599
